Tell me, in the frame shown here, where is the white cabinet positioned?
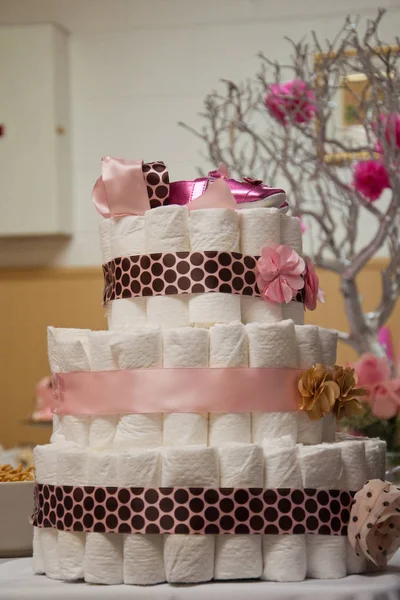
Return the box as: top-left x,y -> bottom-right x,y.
0,24 -> 71,236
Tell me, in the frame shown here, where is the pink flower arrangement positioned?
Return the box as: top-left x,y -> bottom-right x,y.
265,79 -> 316,125
303,257 -> 322,311
256,244 -> 305,304
352,353 -> 400,420
353,160 -> 391,201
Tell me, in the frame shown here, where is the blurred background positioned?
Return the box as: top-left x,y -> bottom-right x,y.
0,0 -> 399,455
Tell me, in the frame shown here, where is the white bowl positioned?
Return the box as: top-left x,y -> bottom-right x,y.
0,481 -> 34,557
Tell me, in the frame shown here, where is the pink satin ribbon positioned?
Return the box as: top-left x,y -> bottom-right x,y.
92,157 -> 150,217
52,367 -> 303,416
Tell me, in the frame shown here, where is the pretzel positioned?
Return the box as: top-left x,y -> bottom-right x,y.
0,464 -> 35,482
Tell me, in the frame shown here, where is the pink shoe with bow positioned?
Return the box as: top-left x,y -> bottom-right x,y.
169,163 -> 288,210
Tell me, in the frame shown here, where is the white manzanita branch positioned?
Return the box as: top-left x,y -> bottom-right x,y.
180,10 -> 400,357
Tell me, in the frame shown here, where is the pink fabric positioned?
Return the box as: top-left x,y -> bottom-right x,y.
52,367 -> 303,416
303,257 -> 321,311
349,479 -> 400,567
256,245 -> 305,304
92,156 -> 150,217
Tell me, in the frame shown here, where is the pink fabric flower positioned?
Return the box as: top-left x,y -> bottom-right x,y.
257,244 -> 305,304
367,382 -> 399,420
264,79 -> 316,125
353,160 -> 391,201
303,257 -> 322,311
352,353 -> 391,387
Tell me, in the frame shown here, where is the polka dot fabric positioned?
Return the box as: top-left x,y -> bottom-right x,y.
102,250 -> 305,306
348,479 -> 400,567
142,161 -> 170,209
32,484 -> 353,536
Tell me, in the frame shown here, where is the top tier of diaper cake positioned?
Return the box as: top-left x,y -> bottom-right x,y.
96,158 -> 316,331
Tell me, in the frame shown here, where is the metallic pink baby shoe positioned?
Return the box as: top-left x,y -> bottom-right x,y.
169,164 -> 288,210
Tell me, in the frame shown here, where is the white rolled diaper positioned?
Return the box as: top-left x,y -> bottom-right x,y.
247,320 -> 298,444
215,444 -> 263,580
209,323 -> 250,446
299,445 -> 346,580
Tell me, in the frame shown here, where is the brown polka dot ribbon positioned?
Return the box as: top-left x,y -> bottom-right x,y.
348,479 -> 400,567
142,161 -> 170,208
103,251 -> 305,305
32,484 -> 353,536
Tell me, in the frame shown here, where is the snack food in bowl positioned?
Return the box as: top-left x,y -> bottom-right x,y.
0,465 -> 35,557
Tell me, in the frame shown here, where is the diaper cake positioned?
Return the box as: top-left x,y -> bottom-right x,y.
32,158 -> 400,585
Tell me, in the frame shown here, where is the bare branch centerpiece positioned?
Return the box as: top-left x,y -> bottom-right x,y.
180,10 -> 400,449
180,9 -> 399,358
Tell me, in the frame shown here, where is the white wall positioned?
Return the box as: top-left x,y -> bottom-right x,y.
0,0 -> 399,267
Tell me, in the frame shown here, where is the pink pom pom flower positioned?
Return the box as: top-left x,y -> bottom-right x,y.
264,79 -> 316,125
353,160 -> 391,201
257,244 -> 305,304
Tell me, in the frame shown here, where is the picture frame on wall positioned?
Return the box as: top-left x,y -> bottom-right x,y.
313,44 -> 399,165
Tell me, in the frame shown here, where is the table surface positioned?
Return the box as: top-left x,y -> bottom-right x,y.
0,556 -> 399,600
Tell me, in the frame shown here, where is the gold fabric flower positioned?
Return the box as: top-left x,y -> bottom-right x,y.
298,364 -> 340,420
332,365 -> 367,420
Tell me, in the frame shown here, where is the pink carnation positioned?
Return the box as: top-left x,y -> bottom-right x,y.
352,353 -> 391,387
257,244 -> 305,304
353,160 -> 391,201
265,79 -> 316,125
303,257 -> 321,311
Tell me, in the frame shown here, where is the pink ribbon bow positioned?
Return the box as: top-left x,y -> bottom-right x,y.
92,157 -> 150,217
349,479 -> 400,567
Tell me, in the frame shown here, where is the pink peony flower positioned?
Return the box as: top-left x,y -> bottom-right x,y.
264,79 -> 316,125
303,257 -> 323,311
353,160 -> 391,201
257,244 -> 305,304
352,353 -> 391,387
367,381 -> 399,420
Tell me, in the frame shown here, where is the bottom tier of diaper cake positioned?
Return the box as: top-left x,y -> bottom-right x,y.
32,436 -> 387,584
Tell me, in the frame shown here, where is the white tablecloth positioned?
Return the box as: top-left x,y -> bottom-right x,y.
0,556 -> 399,600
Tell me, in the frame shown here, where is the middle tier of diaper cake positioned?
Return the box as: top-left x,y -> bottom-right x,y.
32,159 -> 388,586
